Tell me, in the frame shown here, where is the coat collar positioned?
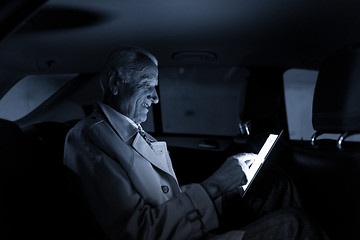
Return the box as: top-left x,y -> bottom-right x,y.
97,102 -> 138,143
97,102 -> 172,176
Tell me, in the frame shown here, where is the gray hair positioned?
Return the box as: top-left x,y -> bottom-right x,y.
100,46 -> 158,96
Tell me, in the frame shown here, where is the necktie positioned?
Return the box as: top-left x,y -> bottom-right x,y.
137,124 -> 154,144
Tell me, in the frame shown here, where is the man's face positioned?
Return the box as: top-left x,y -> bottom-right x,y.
116,66 -> 159,124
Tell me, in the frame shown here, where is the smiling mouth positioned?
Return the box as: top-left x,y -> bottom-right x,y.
142,103 -> 150,108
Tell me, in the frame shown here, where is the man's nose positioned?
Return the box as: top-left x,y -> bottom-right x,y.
148,87 -> 159,104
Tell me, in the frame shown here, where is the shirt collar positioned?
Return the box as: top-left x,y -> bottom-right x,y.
97,102 -> 139,142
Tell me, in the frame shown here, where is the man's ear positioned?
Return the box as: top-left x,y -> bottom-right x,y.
108,70 -> 119,95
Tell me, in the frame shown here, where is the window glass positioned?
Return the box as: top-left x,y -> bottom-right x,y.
159,66 -> 248,136
283,69 -> 318,140
0,74 -> 76,121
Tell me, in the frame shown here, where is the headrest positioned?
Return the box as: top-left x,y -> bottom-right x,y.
312,52 -> 360,133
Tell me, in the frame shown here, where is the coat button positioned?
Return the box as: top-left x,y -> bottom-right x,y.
161,185 -> 169,194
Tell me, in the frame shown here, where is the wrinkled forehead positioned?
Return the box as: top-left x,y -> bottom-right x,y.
132,64 -> 159,85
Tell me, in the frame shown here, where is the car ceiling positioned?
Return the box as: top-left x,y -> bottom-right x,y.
1,0 -> 360,96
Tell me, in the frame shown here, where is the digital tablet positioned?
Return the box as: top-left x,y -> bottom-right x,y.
241,130 -> 283,197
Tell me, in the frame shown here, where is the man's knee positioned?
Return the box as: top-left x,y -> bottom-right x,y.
242,208 -> 317,240
279,208 -> 308,235
273,208 -> 326,240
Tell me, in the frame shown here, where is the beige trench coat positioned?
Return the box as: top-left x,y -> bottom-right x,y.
63,103 -> 219,240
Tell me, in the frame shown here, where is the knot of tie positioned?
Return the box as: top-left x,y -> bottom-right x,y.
137,124 -> 153,144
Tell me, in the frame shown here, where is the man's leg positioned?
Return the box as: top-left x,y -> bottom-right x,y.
219,163 -> 303,231
241,208 -> 329,240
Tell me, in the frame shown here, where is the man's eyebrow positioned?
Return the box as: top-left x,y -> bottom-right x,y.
138,78 -> 157,86
139,78 -> 151,84
140,74 -> 151,79
140,72 -> 158,79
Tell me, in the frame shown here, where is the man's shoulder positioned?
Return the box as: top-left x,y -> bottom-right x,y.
65,113 -> 134,169
67,114 -> 109,139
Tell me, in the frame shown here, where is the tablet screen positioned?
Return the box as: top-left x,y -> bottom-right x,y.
241,131 -> 283,196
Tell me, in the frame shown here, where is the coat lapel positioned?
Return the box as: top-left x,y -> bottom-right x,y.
97,102 -> 176,178
132,133 -> 170,174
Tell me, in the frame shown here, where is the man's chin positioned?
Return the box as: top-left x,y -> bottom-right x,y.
135,115 -> 147,124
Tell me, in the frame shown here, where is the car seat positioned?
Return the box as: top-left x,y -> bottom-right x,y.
290,51 -> 360,239
21,120 -> 108,239
1,119 -> 31,239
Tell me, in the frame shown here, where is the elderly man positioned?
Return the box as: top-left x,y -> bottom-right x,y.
63,46 -> 327,240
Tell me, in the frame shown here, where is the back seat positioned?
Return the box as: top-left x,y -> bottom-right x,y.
1,118 -> 33,239
2,118 -> 107,239
289,52 -> 360,239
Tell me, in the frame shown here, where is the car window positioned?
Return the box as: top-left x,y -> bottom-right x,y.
0,74 -> 76,121
158,66 -> 248,136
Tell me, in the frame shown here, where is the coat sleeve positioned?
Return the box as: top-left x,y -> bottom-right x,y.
63,124 -> 219,240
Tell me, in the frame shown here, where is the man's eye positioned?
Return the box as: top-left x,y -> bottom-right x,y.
138,84 -> 150,89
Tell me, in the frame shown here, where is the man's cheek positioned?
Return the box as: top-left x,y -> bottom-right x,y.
134,91 -> 146,100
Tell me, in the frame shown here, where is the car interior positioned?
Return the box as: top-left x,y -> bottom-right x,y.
2,0 -> 360,239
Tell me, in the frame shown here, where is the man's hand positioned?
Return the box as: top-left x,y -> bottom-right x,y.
201,153 -> 257,200
232,153 -> 257,187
